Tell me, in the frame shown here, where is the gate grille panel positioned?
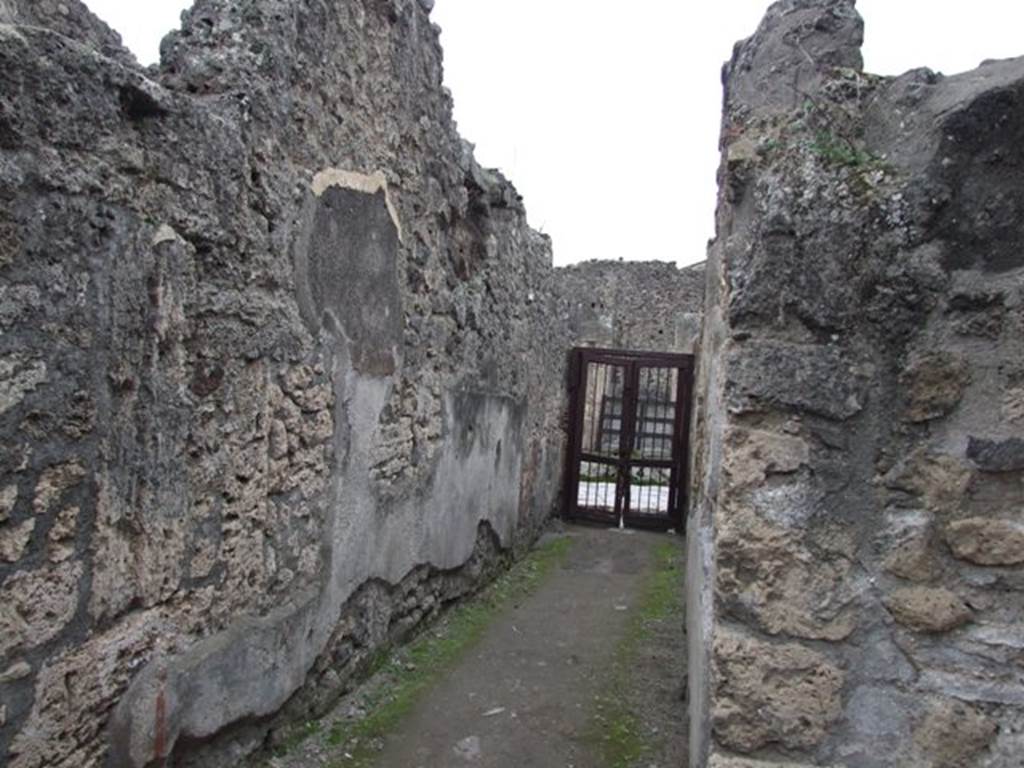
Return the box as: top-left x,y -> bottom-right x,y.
564,348 -> 694,530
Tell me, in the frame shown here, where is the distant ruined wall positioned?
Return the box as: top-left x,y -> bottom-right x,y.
557,260 -> 706,353
0,1 -> 568,766
691,1 -> 1024,766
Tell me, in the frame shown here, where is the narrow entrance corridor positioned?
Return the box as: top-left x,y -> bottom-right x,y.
263,525 -> 687,768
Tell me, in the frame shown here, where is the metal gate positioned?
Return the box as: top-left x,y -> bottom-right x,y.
564,347 -> 694,531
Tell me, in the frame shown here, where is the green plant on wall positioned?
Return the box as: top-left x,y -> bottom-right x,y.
810,128 -> 876,168
796,95 -> 880,169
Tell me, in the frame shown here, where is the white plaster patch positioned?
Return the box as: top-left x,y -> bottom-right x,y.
311,168 -> 404,243
0,22 -> 26,44
151,223 -> 182,247
883,508 -> 932,536
750,480 -> 816,527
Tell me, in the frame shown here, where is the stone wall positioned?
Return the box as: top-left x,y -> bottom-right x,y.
557,260 -> 706,353
690,1 -> 1024,766
0,1 -> 568,765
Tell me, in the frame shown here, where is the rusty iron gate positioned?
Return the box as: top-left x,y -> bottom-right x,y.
563,347 -> 694,531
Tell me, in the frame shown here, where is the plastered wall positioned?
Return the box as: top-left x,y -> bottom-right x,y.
0,1 -> 568,765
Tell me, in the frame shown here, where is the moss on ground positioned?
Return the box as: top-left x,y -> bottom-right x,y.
586,539 -> 684,768
271,534 -> 573,767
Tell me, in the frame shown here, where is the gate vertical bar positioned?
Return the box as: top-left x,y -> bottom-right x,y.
669,358 -> 692,529
616,361 -> 641,524
563,348 -> 584,520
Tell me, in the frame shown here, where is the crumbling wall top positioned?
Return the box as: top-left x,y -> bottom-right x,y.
724,0 -> 863,120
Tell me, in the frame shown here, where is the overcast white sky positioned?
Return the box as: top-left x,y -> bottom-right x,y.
86,0 -> 1024,267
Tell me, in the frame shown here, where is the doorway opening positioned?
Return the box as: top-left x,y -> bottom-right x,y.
563,347 -> 695,531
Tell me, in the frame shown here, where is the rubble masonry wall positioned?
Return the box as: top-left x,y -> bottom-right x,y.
691,2 -> 1024,766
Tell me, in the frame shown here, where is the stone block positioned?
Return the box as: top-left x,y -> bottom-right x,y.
712,628 -> 844,752
913,698 -> 996,767
945,517 -> 1024,566
723,426 -> 809,493
726,340 -> 866,420
882,449 -> 972,516
967,437 -> 1024,473
884,586 -> 972,633
900,352 -> 970,422
881,511 -> 941,582
918,668 -> 1024,707
717,504 -> 859,641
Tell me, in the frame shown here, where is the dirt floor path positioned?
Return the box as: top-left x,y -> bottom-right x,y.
263,524 -> 687,768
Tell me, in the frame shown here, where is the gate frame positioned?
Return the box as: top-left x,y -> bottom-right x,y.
563,346 -> 695,531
